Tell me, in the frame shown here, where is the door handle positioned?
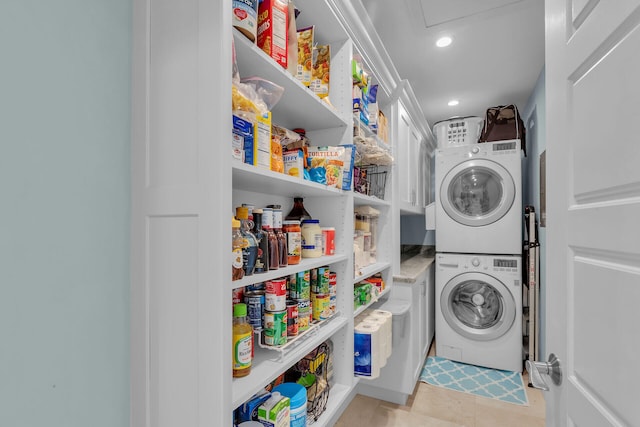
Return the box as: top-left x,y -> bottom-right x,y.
525,353 -> 562,391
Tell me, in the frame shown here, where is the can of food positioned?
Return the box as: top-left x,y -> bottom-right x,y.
288,270 -> 310,300
263,309 -> 287,346
232,287 -> 244,305
322,227 -> 335,255
329,294 -> 337,316
297,299 -> 311,332
244,290 -> 265,331
265,278 -> 287,311
233,0 -> 258,42
286,300 -> 299,337
329,271 -> 337,296
245,282 -> 265,292
315,266 -> 330,294
311,293 -> 330,321
310,268 -> 318,294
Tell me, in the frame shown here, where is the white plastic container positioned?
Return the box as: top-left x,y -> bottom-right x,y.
433,116 -> 484,149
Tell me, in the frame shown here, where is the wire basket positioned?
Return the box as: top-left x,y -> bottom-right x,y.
353,165 -> 387,200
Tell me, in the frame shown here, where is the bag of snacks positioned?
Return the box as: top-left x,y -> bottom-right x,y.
306,146 -> 345,189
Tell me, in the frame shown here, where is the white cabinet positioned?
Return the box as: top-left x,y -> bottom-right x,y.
393,100 -> 429,214
357,261 -> 434,405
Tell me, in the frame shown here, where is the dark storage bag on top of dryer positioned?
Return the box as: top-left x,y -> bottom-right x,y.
479,104 -> 526,155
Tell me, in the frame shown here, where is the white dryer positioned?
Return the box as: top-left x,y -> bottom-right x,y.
435,253 -> 522,372
435,139 -> 522,255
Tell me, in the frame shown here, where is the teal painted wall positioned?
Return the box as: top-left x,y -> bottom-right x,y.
522,67 -> 546,360
0,1 -> 131,426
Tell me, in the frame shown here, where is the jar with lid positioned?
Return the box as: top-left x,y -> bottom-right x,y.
301,219 -> 323,258
283,220 -> 301,265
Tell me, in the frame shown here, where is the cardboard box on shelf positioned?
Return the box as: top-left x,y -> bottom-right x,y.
257,0 -> 289,69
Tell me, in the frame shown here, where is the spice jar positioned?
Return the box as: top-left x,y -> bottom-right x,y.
283,220 -> 302,265
301,219 -> 323,258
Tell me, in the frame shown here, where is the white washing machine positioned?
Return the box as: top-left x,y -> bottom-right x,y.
435,253 -> 522,372
435,139 -> 522,255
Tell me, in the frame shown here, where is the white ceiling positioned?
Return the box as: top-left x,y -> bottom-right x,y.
360,0 -> 545,128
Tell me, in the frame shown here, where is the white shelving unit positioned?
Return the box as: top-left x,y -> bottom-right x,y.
131,1 -> 411,426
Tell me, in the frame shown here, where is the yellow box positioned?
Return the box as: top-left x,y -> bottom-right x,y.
254,111 -> 272,170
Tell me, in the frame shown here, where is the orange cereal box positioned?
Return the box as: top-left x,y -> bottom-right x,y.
257,0 -> 289,69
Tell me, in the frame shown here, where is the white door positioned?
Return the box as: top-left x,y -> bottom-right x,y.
544,0 -> 640,425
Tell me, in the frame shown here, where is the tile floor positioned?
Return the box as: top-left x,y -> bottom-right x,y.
335,344 -> 545,427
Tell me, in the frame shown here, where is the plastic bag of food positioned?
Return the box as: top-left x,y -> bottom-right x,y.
306,146 -> 345,189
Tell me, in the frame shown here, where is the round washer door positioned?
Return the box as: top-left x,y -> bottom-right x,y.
440,272 -> 516,341
440,159 -> 515,227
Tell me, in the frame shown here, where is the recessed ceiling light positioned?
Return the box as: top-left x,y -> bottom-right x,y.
448,99 -> 459,106
436,36 -> 452,48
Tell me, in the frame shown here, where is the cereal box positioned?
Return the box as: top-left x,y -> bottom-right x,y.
311,44 -> 330,99
257,0 -> 289,69
296,26 -> 314,87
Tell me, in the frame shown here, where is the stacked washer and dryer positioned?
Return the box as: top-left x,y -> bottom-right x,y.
430,117 -> 524,373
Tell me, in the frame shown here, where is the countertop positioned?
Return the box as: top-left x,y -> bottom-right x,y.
394,245 -> 435,283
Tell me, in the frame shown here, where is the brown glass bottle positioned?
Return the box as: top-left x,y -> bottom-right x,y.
285,197 -> 312,221
272,208 -> 288,267
261,207 -> 280,271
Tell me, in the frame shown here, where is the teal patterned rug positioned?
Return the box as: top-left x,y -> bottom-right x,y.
420,356 -> 529,406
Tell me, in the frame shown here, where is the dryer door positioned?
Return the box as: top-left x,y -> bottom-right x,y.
440,272 -> 516,341
440,159 -> 515,227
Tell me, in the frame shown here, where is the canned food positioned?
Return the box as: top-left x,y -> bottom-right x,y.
311,267 -> 330,294
244,290 -> 265,331
232,287 -> 244,305
263,310 -> 287,346
322,227 -> 335,255
329,272 -> 337,296
265,278 -> 287,311
311,293 -> 330,321
329,294 -> 337,316
288,271 -> 310,300
286,300 -> 299,337
297,299 -> 311,332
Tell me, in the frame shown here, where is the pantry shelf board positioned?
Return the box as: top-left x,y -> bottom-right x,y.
295,0 -> 350,44
232,160 -> 346,198
230,253 -> 348,291
306,382 -> 354,426
353,287 -> 391,318
353,191 -> 391,207
231,315 -> 349,409
233,30 -> 349,131
353,113 -> 391,153
353,261 -> 391,285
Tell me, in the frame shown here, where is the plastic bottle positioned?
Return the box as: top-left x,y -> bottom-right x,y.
232,303 -> 252,378
236,206 -> 258,276
232,217 -> 245,281
262,208 -> 280,271
285,197 -> 312,221
251,209 -> 269,273
273,382 -> 307,427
